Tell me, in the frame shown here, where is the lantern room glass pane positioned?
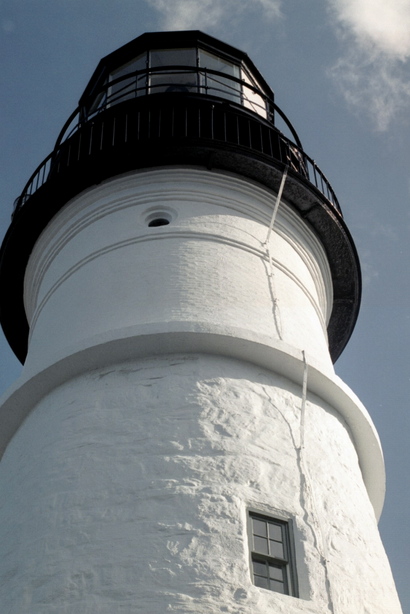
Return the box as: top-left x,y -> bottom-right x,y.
109,54 -> 147,103
88,87 -> 107,116
241,67 -> 267,119
150,48 -> 196,67
199,49 -> 240,103
149,48 -> 198,94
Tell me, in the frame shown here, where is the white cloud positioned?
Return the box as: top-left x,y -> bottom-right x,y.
326,0 -> 410,129
329,0 -> 410,58
329,47 -> 410,130
361,258 -> 379,286
144,0 -> 281,31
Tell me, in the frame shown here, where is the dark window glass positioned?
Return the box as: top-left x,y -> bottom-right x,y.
250,513 -> 298,597
254,535 -> 269,554
269,540 -> 285,559
109,54 -> 147,103
252,560 -> 267,576
254,574 -> 269,589
150,48 -> 196,67
269,563 -> 284,582
270,578 -> 285,594
150,48 -> 197,94
268,523 -> 282,542
253,518 -> 267,537
199,50 -> 240,103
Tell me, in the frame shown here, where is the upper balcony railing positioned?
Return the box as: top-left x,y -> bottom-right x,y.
13,66 -> 341,215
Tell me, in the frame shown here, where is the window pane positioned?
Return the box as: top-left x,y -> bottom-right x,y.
109,55 -> 147,103
269,579 -> 285,594
199,50 -> 239,76
199,50 -> 240,103
88,89 -> 107,115
202,76 -> 240,103
241,67 -> 267,119
252,518 -> 267,537
269,563 -> 284,582
254,575 -> 269,589
149,49 -> 197,94
252,560 -> 267,577
111,54 -> 146,80
269,539 -> 285,560
268,522 -> 282,542
150,71 -> 197,94
150,48 -> 196,67
254,536 -> 269,554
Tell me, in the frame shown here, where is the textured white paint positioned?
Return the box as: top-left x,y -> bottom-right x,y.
0,167 -> 402,612
23,168 -> 333,372
0,355 -> 402,612
0,327 -> 386,517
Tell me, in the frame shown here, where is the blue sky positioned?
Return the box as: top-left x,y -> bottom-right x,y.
0,0 -> 409,610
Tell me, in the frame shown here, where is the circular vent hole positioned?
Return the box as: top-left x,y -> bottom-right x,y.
148,217 -> 170,227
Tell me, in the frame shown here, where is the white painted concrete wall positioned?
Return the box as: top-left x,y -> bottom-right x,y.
0,354 -> 402,613
0,168 -> 402,612
23,168 -> 333,374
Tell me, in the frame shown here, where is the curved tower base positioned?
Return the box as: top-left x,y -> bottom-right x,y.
0,349 -> 402,613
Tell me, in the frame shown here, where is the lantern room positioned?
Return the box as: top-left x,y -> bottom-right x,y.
80,31 -> 274,122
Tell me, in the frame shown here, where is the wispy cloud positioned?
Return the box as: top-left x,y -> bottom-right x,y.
144,0 -> 281,32
326,0 -> 410,130
361,257 -> 379,287
329,0 -> 410,58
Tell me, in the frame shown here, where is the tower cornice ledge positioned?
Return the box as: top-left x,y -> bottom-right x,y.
0,323 -> 385,519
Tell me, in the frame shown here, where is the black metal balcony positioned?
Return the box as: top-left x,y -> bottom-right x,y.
13,66 -> 340,217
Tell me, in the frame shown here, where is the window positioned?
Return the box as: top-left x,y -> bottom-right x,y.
149,48 -> 197,94
199,49 -> 241,103
109,54 -> 147,103
84,43 -> 271,120
249,512 -> 298,597
241,67 -> 268,119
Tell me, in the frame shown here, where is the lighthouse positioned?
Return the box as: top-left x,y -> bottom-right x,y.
0,30 -> 403,612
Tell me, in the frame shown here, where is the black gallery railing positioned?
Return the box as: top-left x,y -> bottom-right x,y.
13,68 -> 341,215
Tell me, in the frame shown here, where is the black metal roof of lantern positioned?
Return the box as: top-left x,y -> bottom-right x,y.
0,30 -> 361,364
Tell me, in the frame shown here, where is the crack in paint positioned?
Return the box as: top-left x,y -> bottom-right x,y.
261,383 -> 336,612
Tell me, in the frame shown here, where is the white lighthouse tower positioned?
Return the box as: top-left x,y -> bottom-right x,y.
0,31 -> 403,613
